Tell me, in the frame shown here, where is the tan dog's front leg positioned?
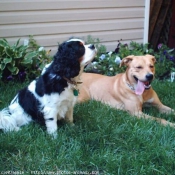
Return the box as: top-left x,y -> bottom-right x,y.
151,90 -> 175,114
134,111 -> 175,128
126,102 -> 175,129
158,104 -> 175,114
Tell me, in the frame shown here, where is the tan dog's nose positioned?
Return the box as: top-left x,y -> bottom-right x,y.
146,73 -> 153,81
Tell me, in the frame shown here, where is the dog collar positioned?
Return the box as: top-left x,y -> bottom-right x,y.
126,82 -> 135,91
63,77 -> 82,96
63,77 -> 82,85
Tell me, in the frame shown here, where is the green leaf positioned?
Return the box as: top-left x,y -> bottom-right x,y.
167,49 -> 174,53
0,39 -> 8,48
17,45 -> 28,52
24,51 -> 38,60
5,47 -> 13,57
7,64 -> 19,75
0,63 -> 6,70
0,46 -> 4,53
15,38 -> 20,47
21,58 -> 33,65
3,57 -> 12,64
14,52 -> 23,59
0,70 -> 2,78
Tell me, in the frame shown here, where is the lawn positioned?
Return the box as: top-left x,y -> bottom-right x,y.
0,79 -> 175,175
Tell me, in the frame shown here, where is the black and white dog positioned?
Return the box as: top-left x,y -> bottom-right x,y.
0,38 -> 97,137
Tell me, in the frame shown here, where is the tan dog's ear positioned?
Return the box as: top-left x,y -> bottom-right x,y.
120,55 -> 135,67
152,56 -> 156,64
145,54 -> 156,64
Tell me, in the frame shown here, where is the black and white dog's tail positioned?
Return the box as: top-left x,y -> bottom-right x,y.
0,96 -> 32,132
0,108 -> 20,132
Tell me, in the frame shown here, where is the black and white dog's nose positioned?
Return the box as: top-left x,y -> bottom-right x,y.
146,73 -> 154,81
88,44 -> 95,50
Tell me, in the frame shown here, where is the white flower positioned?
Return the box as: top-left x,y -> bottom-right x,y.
109,67 -> 114,71
108,51 -> 113,57
99,54 -> 106,60
23,39 -> 29,46
38,47 -> 44,51
171,72 -> 175,82
115,56 -> 121,64
94,66 -> 97,69
92,62 -> 98,65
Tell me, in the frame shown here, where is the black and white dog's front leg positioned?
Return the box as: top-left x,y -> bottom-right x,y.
65,107 -> 74,126
43,107 -> 58,138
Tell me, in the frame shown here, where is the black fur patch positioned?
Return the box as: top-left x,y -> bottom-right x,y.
35,73 -> 67,96
18,87 -> 45,125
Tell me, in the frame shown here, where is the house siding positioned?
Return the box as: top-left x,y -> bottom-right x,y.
0,0 -> 145,53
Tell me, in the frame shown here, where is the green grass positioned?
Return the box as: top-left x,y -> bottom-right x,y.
0,80 -> 175,175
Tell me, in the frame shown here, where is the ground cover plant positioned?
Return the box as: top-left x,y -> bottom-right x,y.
0,37 -> 175,174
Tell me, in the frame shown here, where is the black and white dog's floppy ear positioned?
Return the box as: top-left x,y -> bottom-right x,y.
52,41 -> 85,78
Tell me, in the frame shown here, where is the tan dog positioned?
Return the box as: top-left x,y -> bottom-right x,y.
78,54 -> 175,128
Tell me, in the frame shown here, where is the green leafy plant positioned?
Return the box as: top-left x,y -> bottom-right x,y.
85,36 -> 120,75
154,44 -> 175,79
0,38 -> 27,78
85,39 -> 175,79
26,36 -> 53,79
84,40 -> 153,76
115,41 -> 154,58
0,36 -> 52,81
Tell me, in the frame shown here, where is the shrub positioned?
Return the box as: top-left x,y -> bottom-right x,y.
85,40 -> 154,76
0,36 -> 52,81
85,39 -> 175,79
154,44 -> 175,79
1,35 -> 174,81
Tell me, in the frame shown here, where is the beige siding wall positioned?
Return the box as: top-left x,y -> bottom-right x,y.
0,0 -> 145,54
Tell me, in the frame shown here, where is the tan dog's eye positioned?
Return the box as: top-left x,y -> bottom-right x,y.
136,66 -> 143,69
150,65 -> 154,68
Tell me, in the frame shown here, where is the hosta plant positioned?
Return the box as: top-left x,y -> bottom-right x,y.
0,37 -> 52,81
